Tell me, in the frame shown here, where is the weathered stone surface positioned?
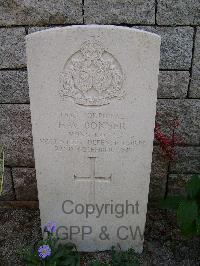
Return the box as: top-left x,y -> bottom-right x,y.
0,104 -> 34,167
157,27 -> 193,69
12,168 -> 38,201
157,0 -> 200,26
0,0 -> 83,26
0,28 -> 26,69
156,100 -> 200,145
189,28 -> 200,98
158,71 -> 189,98
84,0 -> 155,24
149,146 -> 169,202
0,168 -> 15,201
28,26 -> 49,34
168,174 -> 194,196
170,147 -> 200,173
136,26 -> 194,69
0,70 -> 29,103
0,209 -> 41,266
26,26 -> 161,252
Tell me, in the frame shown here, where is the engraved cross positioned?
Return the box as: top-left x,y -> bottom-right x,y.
74,157 -> 112,204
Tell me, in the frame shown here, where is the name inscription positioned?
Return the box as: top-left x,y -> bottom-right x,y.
39,111 -> 146,153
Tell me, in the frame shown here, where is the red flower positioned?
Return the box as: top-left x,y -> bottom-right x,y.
154,120 -> 182,161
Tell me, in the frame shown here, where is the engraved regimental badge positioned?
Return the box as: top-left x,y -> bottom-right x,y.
60,40 -> 124,106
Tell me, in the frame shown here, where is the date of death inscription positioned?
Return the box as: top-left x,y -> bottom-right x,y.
39,112 -> 146,153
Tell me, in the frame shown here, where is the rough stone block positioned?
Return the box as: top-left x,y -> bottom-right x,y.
157,0 -> 200,26
136,26 -> 194,69
0,70 -> 29,103
158,71 -> 189,98
0,0 -> 83,26
84,0 -> 155,24
0,104 -> 34,167
28,27 -> 49,34
189,28 -> 200,98
168,174 -> 194,196
156,100 -> 200,145
149,146 -> 169,202
158,27 -> 193,69
0,168 -> 15,201
0,28 -> 26,69
12,168 -> 38,201
170,147 -> 200,174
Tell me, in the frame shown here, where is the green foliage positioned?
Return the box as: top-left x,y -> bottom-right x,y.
0,145 -> 4,195
89,247 -> 139,266
186,175 -> 200,199
22,231 -> 80,266
110,247 -> 139,266
196,216 -> 200,234
160,174 -> 200,237
177,199 -> 198,237
160,196 -> 185,210
23,225 -> 139,266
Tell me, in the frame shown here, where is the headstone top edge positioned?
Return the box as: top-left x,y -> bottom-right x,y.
26,24 -> 161,43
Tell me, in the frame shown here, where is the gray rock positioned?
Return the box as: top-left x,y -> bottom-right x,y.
157,26 -> 193,69
12,168 -> 38,200
0,0 -> 83,26
135,26 -> 194,69
158,71 -> 189,98
170,146 -> 200,173
0,168 -> 15,201
0,70 -> 29,103
157,0 -> 200,26
28,26 -> 68,34
0,104 -> 34,167
0,27 -> 26,69
0,209 -> 41,266
84,0 -> 155,24
28,26 -> 49,34
189,27 -> 200,98
168,174 -> 194,196
156,99 -> 200,145
149,146 -> 169,202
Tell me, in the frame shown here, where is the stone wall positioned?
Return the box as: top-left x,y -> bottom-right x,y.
0,0 -> 199,208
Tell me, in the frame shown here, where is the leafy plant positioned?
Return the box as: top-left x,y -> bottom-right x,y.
0,145 -> 4,196
154,120 -> 181,161
110,247 -> 139,266
22,221 -> 80,266
89,247 -> 139,266
160,174 -> 200,237
22,221 -> 140,266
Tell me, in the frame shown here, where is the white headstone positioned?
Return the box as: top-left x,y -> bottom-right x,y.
26,25 -> 160,253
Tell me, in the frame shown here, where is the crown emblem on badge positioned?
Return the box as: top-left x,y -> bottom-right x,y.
60,39 -> 124,106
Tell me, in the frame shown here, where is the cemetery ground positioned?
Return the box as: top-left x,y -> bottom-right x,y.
0,208 -> 199,265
